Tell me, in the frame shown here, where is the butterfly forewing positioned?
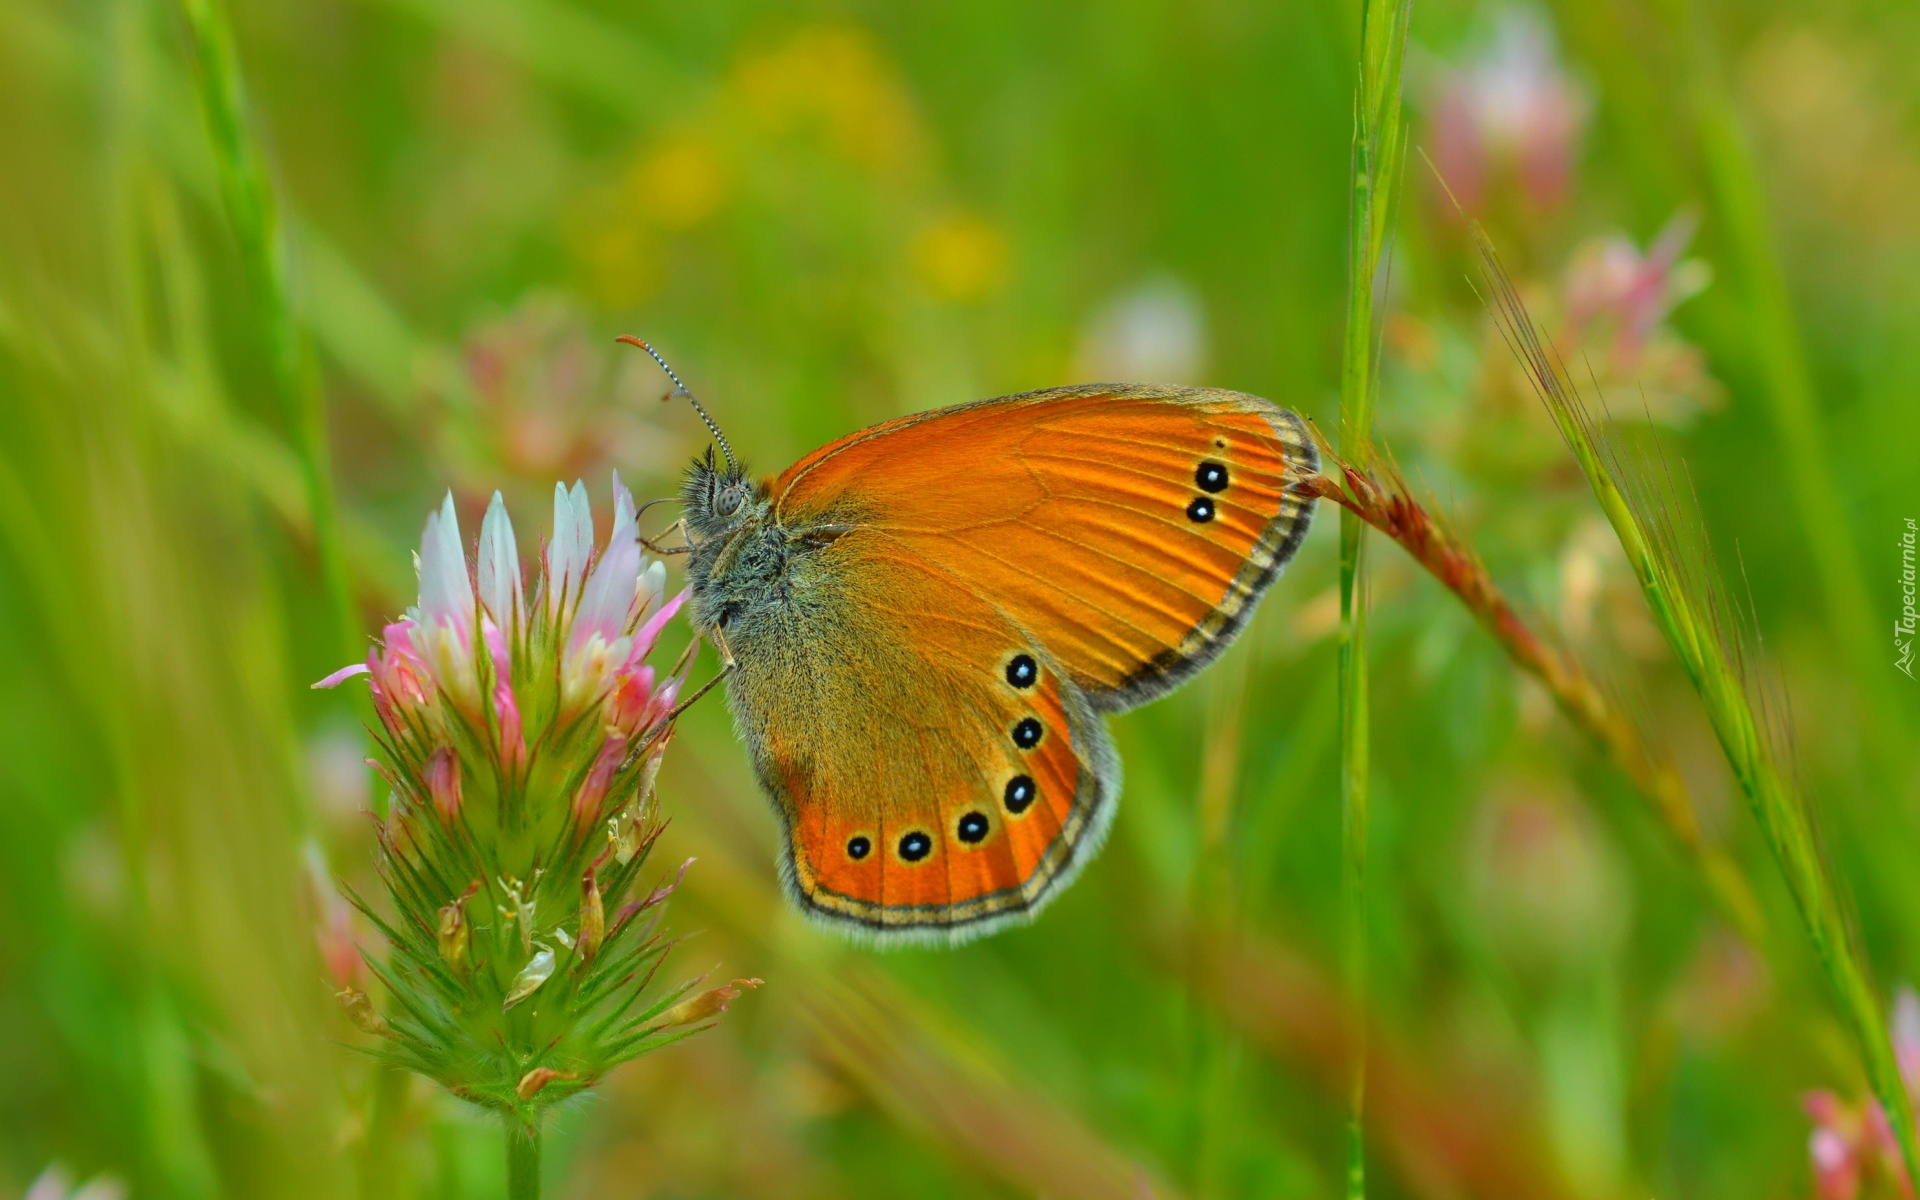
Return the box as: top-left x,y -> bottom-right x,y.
772,384 -> 1317,711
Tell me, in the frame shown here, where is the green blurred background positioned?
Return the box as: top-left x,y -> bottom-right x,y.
3,0 -> 1918,1196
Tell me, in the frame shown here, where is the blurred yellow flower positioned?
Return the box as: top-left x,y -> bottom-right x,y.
579,222 -> 664,308
731,25 -> 920,171
912,214 -> 1010,302
629,135 -> 729,229
1744,26 -> 1920,244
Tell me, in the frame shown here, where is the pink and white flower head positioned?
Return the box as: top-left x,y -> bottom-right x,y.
316,474 -> 689,835
1425,9 -> 1590,214
310,474 -> 732,1129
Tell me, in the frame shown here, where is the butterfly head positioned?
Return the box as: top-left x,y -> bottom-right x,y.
682,447 -> 763,540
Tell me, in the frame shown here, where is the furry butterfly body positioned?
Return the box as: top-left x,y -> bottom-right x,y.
682,383 -> 1317,945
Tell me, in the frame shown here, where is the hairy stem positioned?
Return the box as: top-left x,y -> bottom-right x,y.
507,1122 -> 542,1200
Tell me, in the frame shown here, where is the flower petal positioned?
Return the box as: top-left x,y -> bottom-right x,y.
418,492 -> 475,632
477,490 -> 523,627
637,558 -> 667,620
611,470 -> 637,543
548,480 -> 595,618
627,588 -> 690,667
482,616 -> 526,772
312,663 -> 371,689
572,480 -> 643,655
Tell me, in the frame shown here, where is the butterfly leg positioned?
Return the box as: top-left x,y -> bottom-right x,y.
666,624 -> 736,721
641,517 -> 693,556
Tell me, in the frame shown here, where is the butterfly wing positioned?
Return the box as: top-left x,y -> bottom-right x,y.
722,538 -> 1117,944
722,383 -> 1315,942
770,384 -> 1318,710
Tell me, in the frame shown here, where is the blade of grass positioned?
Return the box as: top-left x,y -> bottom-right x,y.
1474,226 -> 1920,1195
1675,0 -> 1894,755
176,0 -> 357,662
1337,2 -> 1411,1195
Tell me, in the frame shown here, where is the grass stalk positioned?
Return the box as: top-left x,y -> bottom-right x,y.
1474,227 -> 1920,1194
1336,2 -> 1412,1195
176,0 -> 359,661
1297,451 -> 1768,946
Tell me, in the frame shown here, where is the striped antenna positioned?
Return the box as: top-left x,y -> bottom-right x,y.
615,336 -> 738,471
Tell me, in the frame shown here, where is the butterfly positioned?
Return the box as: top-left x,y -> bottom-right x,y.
636,343 -> 1318,945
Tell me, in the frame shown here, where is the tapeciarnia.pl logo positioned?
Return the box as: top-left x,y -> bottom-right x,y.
1899,517 -> 1917,679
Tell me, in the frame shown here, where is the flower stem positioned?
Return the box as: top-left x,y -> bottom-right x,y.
506,1122 -> 541,1200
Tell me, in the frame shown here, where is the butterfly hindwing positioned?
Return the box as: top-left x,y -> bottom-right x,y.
722,539 -> 1116,943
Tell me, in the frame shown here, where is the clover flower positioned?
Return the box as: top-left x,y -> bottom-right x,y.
316,475 -> 744,1194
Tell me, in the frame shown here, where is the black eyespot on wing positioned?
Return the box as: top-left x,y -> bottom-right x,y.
1004,775 -> 1035,814
898,831 -> 933,862
1005,654 -> 1037,688
1196,461 -> 1229,493
956,811 -> 990,843
846,835 -> 871,860
1186,497 -> 1216,523
1012,717 -> 1043,749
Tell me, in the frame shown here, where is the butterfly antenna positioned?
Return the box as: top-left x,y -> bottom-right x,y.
615,336 -> 738,472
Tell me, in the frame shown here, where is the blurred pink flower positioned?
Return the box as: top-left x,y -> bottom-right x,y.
1426,9 -> 1589,213
305,842 -> 362,992
1562,212 -> 1710,368
428,294 -> 677,513
1803,985 -> 1920,1200
1896,986 -> 1920,1093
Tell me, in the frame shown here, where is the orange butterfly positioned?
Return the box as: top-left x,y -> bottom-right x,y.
642,345 -> 1318,945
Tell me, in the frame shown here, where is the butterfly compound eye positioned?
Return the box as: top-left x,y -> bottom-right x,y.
712,485 -> 744,517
